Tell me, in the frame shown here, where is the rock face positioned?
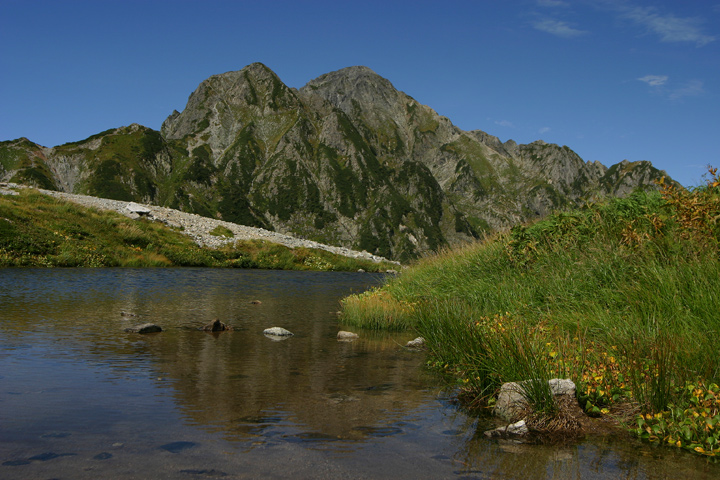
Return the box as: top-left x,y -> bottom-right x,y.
0,63 -> 676,261
124,323 -> 162,334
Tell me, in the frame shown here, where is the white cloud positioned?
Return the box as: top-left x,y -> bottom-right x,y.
533,18 -> 588,38
495,120 -> 515,128
637,75 -> 668,87
621,6 -> 715,46
668,80 -> 704,100
539,127 -> 551,134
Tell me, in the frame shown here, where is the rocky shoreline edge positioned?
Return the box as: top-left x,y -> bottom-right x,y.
0,182 -> 398,266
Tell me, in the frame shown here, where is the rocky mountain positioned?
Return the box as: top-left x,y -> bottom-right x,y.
0,63 -> 673,261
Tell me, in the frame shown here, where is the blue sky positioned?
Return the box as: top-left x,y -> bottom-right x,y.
1,0 -> 718,187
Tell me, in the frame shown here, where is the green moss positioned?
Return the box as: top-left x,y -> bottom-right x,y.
209,225 -> 234,237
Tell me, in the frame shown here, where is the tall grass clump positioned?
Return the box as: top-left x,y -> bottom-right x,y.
340,167 -> 720,456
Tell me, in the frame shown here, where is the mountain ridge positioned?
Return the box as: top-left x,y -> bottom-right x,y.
0,62 -> 674,261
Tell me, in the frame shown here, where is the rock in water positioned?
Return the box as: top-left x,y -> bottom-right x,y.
337,331 -> 359,341
405,337 -> 425,348
263,327 -> 293,337
124,323 -> 162,334
202,319 -> 232,332
483,419 -> 529,438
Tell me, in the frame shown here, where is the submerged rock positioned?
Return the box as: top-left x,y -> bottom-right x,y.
405,337 -> 425,348
483,419 -> 529,438
202,319 -> 232,332
124,323 -> 162,334
337,331 -> 359,341
159,441 -> 197,453
263,327 -> 293,337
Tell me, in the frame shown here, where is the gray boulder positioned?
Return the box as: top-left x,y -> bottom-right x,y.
494,378 -> 576,421
263,327 -> 293,337
548,378 -> 576,396
126,202 -> 151,216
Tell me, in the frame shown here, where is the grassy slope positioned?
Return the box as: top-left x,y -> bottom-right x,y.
341,170 -> 720,457
0,189 -> 395,272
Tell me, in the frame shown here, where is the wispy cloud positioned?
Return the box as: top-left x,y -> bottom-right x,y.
539,127 -> 551,134
668,80 -> 704,100
621,6 -> 715,46
637,75 -> 668,87
495,120 -> 515,128
533,18 -> 588,38
637,75 -> 704,100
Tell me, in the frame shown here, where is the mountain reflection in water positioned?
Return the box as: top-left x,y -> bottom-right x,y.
0,268 -> 716,479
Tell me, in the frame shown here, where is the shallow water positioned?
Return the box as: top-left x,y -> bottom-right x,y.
0,268 -> 716,479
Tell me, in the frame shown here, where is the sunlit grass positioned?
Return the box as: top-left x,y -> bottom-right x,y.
340,167 -> 720,456
0,189 -> 396,272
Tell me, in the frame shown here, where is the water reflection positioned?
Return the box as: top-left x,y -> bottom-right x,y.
0,268 -> 717,479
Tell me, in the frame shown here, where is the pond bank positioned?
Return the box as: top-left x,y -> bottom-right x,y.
339,182 -> 720,459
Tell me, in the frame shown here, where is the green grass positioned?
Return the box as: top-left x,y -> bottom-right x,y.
0,188 -> 396,272
209,225 -> 234,238
340,169 -> 720,457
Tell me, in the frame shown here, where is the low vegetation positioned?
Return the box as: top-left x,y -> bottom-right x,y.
341,167 -> 720,458
0,189 -> 394,272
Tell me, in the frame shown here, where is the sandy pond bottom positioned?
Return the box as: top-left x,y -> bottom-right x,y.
0,268 -> 716,479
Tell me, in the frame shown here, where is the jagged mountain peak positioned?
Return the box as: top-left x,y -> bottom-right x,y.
160,62 -> 302,158
2,63 -> 676,261
303,65 -> 386,87
301,65 -> 404,114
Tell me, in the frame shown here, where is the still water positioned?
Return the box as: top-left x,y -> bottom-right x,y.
0,268 -> 716,479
